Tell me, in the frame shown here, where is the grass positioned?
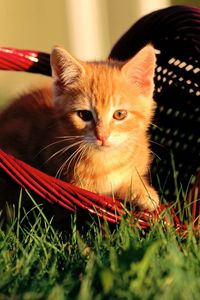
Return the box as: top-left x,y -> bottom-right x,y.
0,189 -> 200,300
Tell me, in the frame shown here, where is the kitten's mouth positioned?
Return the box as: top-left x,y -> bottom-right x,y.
85,137 -> 111,149
96,140 -> 110,148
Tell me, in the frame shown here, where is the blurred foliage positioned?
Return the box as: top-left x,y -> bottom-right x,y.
172,0 -> 200,7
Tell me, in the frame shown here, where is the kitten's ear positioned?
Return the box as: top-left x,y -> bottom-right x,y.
51,46 -> 85,93
121,45 -> 156,97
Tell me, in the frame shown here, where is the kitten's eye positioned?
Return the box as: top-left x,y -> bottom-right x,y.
113,110 -> 128,120
77,110 -> 93,122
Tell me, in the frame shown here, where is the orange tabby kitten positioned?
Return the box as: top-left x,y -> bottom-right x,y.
0,45 -> 159,212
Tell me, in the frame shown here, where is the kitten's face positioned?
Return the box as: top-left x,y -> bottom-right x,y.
50,46 -> 156,152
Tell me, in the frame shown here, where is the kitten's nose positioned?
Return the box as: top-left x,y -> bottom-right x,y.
95,125 -> 109,146
96,133 -> 107,146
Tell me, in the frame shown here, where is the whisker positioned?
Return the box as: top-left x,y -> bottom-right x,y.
73,144 -> 89,174
56,143 -> 86,179
38,135 -> 82,154
76,144 -> 94,188
150,150 -> 161,161
149,139 -> 165,148
150,122 -> 162,131
66,144 -> 86,174
56,135 -> 82,140
45,140 -> 83,164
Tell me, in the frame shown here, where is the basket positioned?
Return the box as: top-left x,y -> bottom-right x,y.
0,5 -> 199,232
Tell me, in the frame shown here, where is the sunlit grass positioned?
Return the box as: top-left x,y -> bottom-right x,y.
0,186 -> 200,300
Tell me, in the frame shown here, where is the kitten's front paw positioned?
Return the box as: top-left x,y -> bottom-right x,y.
135,187 -> 159,212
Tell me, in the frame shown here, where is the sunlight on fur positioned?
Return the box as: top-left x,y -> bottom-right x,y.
0,45 -> 159,211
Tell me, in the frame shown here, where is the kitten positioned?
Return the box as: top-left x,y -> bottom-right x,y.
0,45 -> 159,212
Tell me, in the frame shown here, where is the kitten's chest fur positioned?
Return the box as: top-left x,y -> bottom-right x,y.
66,140 -> 149,196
